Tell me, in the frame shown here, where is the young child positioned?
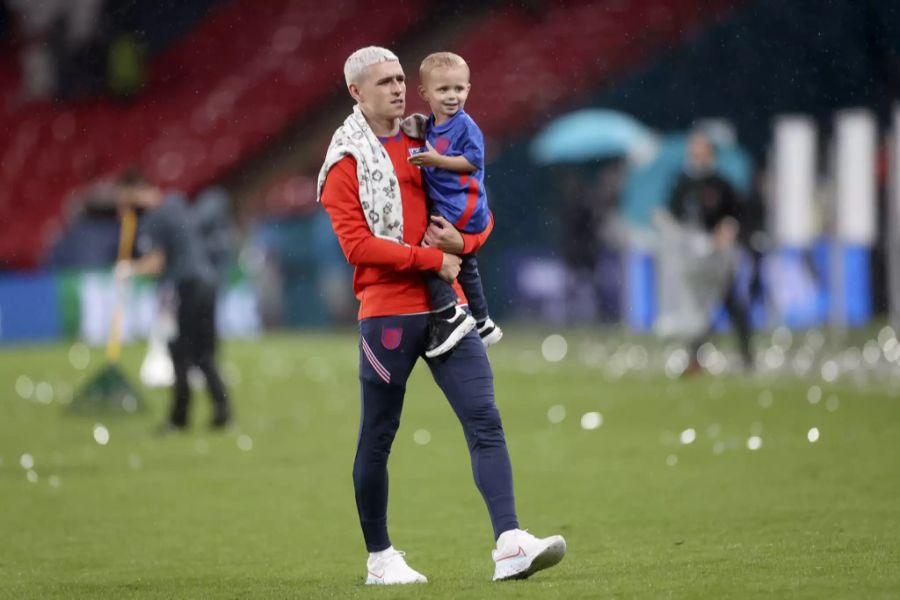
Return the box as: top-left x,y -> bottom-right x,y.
408,52 -> 502,358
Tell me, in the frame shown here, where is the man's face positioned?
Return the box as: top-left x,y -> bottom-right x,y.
418,65 -> 471,120
118,184 -> 159,210
349,60 -> 406,121
687,135 -> 715,172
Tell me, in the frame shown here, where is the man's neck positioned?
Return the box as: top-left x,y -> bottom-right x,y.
360,106 -> 400,137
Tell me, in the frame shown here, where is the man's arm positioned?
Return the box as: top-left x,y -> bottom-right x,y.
321,157 -> 445,272
423,213 -> 493,255
115,249 -> 164,279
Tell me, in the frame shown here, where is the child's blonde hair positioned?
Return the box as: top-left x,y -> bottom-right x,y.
419,52 -> 469,81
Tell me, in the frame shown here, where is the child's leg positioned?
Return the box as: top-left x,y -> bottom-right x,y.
458,253 -> 490,324
426,273 -> 459,314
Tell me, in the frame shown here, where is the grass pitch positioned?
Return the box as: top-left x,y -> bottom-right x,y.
1,330 -> 899,598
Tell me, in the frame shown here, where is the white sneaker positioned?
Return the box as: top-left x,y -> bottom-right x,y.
477,318 -> 503,347
492,529 -> 566,581
365,547 -> 428,585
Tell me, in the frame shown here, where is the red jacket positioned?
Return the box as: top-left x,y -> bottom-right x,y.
320,131 -> 492,319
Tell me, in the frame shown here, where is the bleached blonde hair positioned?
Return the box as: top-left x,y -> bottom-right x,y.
343,46 -> 399,86
419,52 -> 469,81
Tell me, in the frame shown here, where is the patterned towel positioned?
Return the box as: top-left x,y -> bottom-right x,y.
317,105 -> 408,243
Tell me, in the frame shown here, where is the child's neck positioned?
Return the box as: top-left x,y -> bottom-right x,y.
432,112 -> 455,126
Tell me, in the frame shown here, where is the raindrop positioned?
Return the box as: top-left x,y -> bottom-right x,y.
863,341 -> 881,365
757,390 -> 773,409
26,470 -> 38,483
35,382 -> 54,404
413,429 -> 431,445
128,454 -> 142,470
885,340 -> 900,363
121,395 -> 138,414
679,428 -> 696,445
541,335 -> 568,363
665,349 -> 689,378
807,427 -> 820,443
706,423 -> 721,438
825,395 -> 839,412
772,326 -> 793,349
19,453 -> 34,469
712,441 -> 725,454
697,342 -> 716,367
764,347 -> 785,371
15,375 -> 34,399
746,436 -> 762,451
195,440 -> 209,454
877,326 -> 896,348
666,454 -> 678,466
547,405 -> 566,424
625,346 -> 648,370
580,412 -> 603,430
805,329 -> 825,350
48,475 -> 61,489
237,435 -> 253,451
68,343 -> 91,370
807,385 -> 822,405
93,424 -> 110,446
750,421 -> 764,435
822,360 -> 840,383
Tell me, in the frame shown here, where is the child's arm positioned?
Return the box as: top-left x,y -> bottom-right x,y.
408,141 -> 477,173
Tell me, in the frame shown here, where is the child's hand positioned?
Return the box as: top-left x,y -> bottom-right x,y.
408,141 -> 444,168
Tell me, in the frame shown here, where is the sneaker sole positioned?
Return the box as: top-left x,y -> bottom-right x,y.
425,316 -> 476,358
493,537 -> 566,581
481,327 -> 503,347
365,576 -> 427,585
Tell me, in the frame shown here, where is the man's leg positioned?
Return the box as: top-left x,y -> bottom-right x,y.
723,282 -> 753,368
425,331 -> 518,539
167,285 -> 193,427
353,316 -> 424,551
426,331 -> 565,580
190,282 -> 231,425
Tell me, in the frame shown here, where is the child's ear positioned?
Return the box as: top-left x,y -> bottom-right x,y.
417,84 -> 427,101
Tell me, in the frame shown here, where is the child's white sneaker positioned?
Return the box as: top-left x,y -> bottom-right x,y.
478,318 -> 503,347
365,546 -> 428,585
492,529 -> 566,581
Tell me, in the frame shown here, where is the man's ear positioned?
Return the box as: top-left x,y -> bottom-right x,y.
348,83 -> 362,103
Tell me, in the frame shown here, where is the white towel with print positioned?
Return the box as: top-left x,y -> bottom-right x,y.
316,105 -> 406,243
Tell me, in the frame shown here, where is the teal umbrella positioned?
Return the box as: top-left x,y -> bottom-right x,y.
530,109 -> 655,165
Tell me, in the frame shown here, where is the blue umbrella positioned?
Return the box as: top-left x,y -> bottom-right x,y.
530,109 -> 655,165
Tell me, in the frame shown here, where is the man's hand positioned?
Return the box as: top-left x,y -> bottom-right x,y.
423,215 -> 464,253
408,141 -> 444,168
713,218 -> 739,250
114,260 -> 134,280
437,252 -> 462,283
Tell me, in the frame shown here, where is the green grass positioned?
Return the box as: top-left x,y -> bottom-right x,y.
1,330 -> 899,598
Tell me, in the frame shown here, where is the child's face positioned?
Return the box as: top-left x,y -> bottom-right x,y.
418,65 -> 471,120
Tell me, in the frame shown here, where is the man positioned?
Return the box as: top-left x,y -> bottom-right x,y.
668,132 -> 753,370
115,168 -> 232,430
318,47 -> 566,585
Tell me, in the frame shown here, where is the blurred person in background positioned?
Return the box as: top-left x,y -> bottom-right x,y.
666,131 -> 753,371
114,167 -> 232,431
